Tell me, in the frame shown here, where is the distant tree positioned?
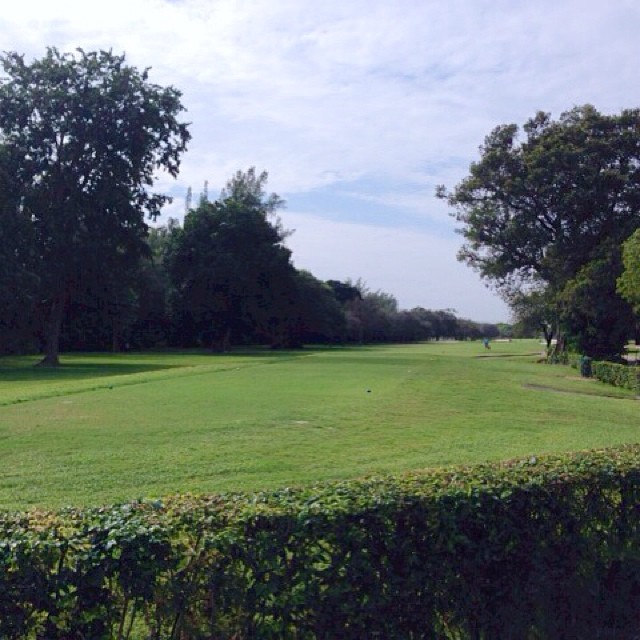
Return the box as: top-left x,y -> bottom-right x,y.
406,308 -> 435,341
453,319 -> 498,341
481,323 -> 500,339
0,48 -> 190,365
392,309 -> 433,342
495,323 -> 514,339
455,319 -> 481,341
508,288 -> 559,350
439,105 -> 640,358
425,309 -> 458,341
344,285 -> 398,343
270,271 -> 346,347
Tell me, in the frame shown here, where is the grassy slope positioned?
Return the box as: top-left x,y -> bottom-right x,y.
0,341 -> 637,510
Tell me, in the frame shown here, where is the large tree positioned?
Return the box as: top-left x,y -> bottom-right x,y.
0,48 -> 190,365
438,105 -> 640,358
167,169 -> 295,351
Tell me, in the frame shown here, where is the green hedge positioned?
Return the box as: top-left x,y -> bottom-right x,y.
3,446 -> 640,638
592,360 -> 640,393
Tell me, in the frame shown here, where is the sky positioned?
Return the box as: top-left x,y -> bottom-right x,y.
2,1 -> 640,322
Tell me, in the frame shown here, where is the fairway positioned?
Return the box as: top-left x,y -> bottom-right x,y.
0,341 -> 638,510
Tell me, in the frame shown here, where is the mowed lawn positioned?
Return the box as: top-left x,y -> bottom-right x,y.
0,341 -> 638,510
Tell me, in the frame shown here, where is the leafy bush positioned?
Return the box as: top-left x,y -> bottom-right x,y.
592,360 -> 640,393
2,446 -> 640,638
568,353 -> 581,369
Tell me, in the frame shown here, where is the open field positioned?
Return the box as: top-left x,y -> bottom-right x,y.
0,340 -> 638,510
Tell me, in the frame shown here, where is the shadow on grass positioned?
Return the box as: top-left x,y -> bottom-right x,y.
475,352 -> 542,359
523,382 -> 638,400
0,347 -> 320,384
0,358 -> 177,383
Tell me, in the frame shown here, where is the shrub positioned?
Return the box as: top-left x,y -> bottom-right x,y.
592,360 -> 640,393
568,352 -> 582,369
2,446 -> 640,638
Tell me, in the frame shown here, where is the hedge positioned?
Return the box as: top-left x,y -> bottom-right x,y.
591,360 -> 640,393
2,446 -> 640,638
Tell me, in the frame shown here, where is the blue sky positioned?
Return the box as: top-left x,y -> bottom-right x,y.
3,0 -> 640,321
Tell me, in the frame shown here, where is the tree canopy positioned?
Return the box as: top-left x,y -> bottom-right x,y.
0,47 -> 190,364
166,169 -> 295,351
439,105 -> 640,358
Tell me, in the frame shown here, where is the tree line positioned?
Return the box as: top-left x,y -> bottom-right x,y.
0,48 -> 501,361
8,49 -> 636,362
51,169 -> 504,353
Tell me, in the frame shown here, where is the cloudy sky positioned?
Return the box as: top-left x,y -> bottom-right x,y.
3,0 -> 640,322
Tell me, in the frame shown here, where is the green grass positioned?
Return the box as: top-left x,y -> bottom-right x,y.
0,340 -> 638,510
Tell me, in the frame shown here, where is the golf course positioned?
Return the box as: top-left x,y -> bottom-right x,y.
0,339 -> 637,511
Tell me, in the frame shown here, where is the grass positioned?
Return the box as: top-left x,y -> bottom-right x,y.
0,340 -> 638,511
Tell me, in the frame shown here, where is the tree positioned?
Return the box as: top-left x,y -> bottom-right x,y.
392,309 -> 433,342
167,169 -> 295,351
270,271 -> 346,348
618,228 -> 640,315
439,105 -> 640,358
342,283 -> 399,343
560,251 -> 635,359
507,288 -> 559,349
128,224 -> 177,349
0,48 -> 190,365
404,308 -> 435,341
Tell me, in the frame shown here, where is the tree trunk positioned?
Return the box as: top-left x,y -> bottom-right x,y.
542,324 -> 554,352
549,330 -> 567,362
38,291 -> 67,367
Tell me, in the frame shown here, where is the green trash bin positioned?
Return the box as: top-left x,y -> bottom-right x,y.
580,356 -> 592,378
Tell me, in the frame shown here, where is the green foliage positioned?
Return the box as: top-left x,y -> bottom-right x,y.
166,170 -> 295,350
273,270 -> 346,347
592,360 -> 640,393
344,287 -> 399,342
2,446 -> 640,638
567,353 -> 582,369
559,252 -> 636,359
618,228 -> 640,314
